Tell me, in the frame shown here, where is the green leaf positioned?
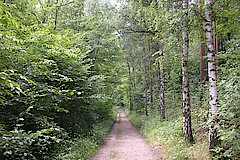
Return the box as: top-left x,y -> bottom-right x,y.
70,91 -> 74,96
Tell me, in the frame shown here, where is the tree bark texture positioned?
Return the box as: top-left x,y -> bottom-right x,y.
205,0 -> 219,150
182,0 -> 193,143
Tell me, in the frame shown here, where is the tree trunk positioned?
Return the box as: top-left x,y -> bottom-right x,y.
198,0 -> 207,103
200,38 -> 206,102
158,42 -> 165,119
205,0 -> 219,150
132,59 -> 136,90
144,60 -> 148,116
214,18 -> 218,54
148,38 -> 153,106
132,59 -> 136,108
54,0 -> 59,30
158,63 -> 165,118
182,0 -> 193,143
214,35 -> 218,54
127,62 -> 133,111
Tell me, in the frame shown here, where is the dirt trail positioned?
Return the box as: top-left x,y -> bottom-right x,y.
92,108 -> 161,160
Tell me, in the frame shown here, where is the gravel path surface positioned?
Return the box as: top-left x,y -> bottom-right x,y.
92,108 -> 161,160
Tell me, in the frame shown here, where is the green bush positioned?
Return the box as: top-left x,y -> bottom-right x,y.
216,39 -> 240,159
0,126 -> 67,160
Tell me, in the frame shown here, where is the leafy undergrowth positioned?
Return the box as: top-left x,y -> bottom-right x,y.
54,119 -> 114,160
128,111 -> 210,160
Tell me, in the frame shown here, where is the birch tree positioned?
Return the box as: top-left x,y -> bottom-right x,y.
204,0 -> 219,150
182,0 -> 193,143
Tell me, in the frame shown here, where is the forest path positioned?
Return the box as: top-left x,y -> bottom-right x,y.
91,108 -> 161,160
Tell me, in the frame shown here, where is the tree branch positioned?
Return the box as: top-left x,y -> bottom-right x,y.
32,12 -> 40,24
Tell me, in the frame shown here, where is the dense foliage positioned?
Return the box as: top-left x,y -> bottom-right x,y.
0,0 -> 124,159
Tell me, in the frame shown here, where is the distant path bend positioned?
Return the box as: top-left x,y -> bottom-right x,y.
92,108 -> 161,160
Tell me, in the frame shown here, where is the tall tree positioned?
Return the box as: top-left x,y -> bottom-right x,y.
144,58 -> 148,116
158,41 -> 165,119
148,38 -> 154,106
204,0 -> 219,150
127,61 -> 134,111
198,0 -> 207,103
182,0 -> 193,143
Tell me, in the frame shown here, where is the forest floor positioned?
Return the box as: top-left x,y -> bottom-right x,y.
91,108 -> 162,160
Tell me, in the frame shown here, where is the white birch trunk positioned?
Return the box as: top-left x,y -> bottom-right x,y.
205,0 -> 219,150
182,0 -> 193,143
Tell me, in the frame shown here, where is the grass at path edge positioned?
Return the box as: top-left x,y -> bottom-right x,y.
127,110 -> 210,160
54,119 -> 114,160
